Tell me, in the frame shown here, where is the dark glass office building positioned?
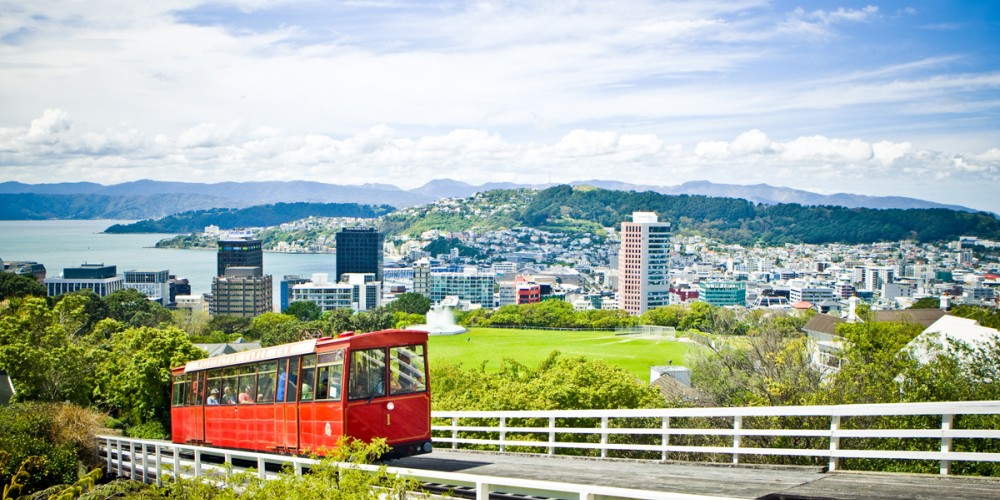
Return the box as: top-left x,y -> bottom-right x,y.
217,236 -> 263,277
335,227 -> 383,282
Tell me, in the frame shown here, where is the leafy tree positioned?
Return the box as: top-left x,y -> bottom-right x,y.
680,302 -> 714,331
93,325 -> 205,432
909,297 -> 941,309
816,320 -> 926,405
0,272 -> 45,301
385,292 -> 431,315
950,304 -> 1000,330
203,315 -> 251,337
350,309 -> 394,333
322,308 -> 355,334
393,311 -> 426,329
248,312 -> 300,345
0,297 -> 95,404
283,300 -> 322,321
52,289 -> 109,337
640,305 -> 687,327
103,288 -> 171,328
689,327 -> 820,406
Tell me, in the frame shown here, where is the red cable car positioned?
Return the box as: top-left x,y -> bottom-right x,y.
170,329 -> 432,458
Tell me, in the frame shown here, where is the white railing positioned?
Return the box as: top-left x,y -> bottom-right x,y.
432,401 -> 1000,476
96,436 -> 715,500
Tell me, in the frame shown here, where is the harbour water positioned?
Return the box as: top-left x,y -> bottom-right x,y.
0,220 -> 336,308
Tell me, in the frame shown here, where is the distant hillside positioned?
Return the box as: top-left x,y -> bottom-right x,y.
408,178 -> 979,212
516,186 -> 1000,245
0,180 -> 430,220
2,178 -> 980,222
0,193 -> 236,220
105,202 -> 395,233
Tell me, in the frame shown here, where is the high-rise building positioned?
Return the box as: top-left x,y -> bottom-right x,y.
124,269 -> 171,305
289,273 -> 380,312
279,275 -> 311,312
45,263 -> 124,297
217,231 -> 263,277
618,212 -> 671,315
335,227 -> 383,282
412,259 -> 431,297
429,269 -> 495,309
210,267 -> 272,318
864,266 -> 895,293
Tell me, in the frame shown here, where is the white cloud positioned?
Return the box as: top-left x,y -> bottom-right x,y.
26,109 -> 72,140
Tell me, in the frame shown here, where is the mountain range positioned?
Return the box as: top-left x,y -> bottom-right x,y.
0,178 -> 981,221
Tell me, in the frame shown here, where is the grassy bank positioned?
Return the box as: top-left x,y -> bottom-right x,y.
427,327 -> 702,382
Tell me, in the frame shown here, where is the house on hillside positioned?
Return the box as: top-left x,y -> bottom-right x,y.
802,302 -> 948,374
905,315 -> 1000,367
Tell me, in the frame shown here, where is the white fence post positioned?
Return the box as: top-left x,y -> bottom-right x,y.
499,416 -> 507,453
194,449 -> 202,478
829,415 -> 841,472
172,445 -> 180,482
452,417 -> 459,450
732,415 -> 742,465
941,414 -> 953,476
548,416 -> 556,456
600,416 -> 609,459
661,416 -> 670,462
155,444 -> 162,487
129,441 -> 135,479
141,443 -> 148,483
258,457 -> 266,479
475,480 -> 490,500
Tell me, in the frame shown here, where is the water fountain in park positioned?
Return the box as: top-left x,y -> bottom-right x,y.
409,304 -> 467,336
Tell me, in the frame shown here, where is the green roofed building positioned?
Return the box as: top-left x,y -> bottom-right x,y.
698,281 -> 747,307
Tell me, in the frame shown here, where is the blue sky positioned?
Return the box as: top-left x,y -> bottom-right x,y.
1,1 -> 998,211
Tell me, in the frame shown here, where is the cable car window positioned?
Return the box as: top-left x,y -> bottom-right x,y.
348,348 -> 386,401
316,349 -> 345,401
238,365 -> 257,404
172,374 -> 186,407
206,369 -> 223,405
221,367 -> 238,405
300,355 -> 316,401
390,345 -> 427,395
187,373 -> 202,406
257,361 -> 277,403
277,358 -> 298,402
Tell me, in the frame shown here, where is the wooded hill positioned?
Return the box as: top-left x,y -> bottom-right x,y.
514,186 -> 1000,245
105,202 -> 395,233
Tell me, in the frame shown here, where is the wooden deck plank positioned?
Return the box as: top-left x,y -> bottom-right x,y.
394,450 -> 1000,499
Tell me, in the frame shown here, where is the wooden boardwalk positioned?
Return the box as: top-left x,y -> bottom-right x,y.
394,450 -> 1000,499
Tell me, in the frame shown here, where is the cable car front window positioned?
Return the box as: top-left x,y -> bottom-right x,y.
348,348 -> 386,401
316,350 -> 344,401
390,345 -> 427,395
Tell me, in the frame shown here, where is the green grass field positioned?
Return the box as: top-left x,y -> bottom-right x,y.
427,327 -> 703,382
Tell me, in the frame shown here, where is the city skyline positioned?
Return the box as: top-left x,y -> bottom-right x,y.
1,1 -> 998,212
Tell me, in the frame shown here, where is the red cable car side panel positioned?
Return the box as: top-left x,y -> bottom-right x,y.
170,330 -> 431,457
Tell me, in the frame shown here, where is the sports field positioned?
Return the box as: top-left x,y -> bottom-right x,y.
427,327 -> 703,382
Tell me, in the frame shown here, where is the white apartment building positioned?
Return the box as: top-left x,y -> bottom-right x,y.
289,273 -> 380,312
790,285 -> 835,304
429,269 -> 495,309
